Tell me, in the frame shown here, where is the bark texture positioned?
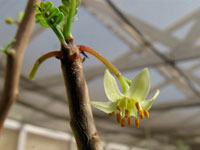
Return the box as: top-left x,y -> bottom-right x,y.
60,42 -> 104,150
0,0 -> 40,132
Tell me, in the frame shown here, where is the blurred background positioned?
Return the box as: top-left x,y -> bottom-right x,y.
1,0 -> 200,149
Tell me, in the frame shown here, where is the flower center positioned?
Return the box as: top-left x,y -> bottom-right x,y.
108,98 -> 150,128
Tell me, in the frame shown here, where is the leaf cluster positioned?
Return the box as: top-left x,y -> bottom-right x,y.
35,1 -> 64,28
35,0 -> 81,30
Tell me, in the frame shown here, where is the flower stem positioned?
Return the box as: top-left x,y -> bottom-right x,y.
117,75 -> 129,94
78,45 -> 121,76
63,0 -> 76,41
78,45 -> 130,93
29,51 -> 61,80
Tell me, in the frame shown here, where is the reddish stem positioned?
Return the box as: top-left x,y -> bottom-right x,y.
78,45 -> 121,77
29,51 -> 61,80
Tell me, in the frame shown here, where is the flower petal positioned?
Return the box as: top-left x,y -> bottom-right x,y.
104,69 -> 124,102
126,68 -> 150,101
140,89 -> 159,110
129,107 -> 137,117
127,100 -> 137,117
90,101 -> 116,113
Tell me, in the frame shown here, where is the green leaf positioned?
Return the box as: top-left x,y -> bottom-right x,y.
35,14 -> 49,27
35,14 -> 43,22
62,0 -> 70,7
35,0 -> 82,43
54,13 -> 64,25
104,70 -> 124,102
40,19 -> 49,27
35,1 -> 65,28
126,68 -> 150,101
59,5 -> 68,15
90,101 -> 116,113
40,2 -> 45,7
48,7 -> 59,19
44,1 -> 53,11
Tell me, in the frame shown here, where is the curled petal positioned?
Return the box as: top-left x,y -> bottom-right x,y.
104,70 -> 124,102
140,89 -> 160,110
90,101 -> 116,113
126,68 -> 150,101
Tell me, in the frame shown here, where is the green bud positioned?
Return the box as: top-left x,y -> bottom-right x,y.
5,17 -> 15,24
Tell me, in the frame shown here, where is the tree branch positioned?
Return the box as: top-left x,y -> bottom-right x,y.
60,42 -> 104,150
0,0 -> 40,132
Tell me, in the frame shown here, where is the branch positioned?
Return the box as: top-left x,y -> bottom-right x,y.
60,42 -> 104,150
0,0 -> 40,132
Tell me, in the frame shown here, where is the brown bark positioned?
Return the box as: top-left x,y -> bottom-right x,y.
0,0 -> 40,132
60,42 -> 104,150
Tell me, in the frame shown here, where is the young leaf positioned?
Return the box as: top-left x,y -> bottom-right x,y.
62,0 -> 70,7
59,5 -> 68,15
35,1 -> 64,28
35,14 -> 49,27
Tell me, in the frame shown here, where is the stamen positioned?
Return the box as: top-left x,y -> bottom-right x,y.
121,118 -> 126,127
144,110 -> 149,118
128,117 -> 132,126
135,102 -> 141,112
116,105 -> 121,111
139,110 -> 144,119
125,109 -> 129,118
135,118 -> 140,128
108,112 -> 114,116
117,113 -> 121,123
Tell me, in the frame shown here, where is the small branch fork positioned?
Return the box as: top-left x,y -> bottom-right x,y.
0,0 -> 40,132
30,44 -> 129,93
29,42 -> 106,150
30,43 -> 124,150
30,45 -> 121,80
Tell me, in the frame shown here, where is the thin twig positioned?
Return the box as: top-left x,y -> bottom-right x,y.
0,0 -> 40,132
